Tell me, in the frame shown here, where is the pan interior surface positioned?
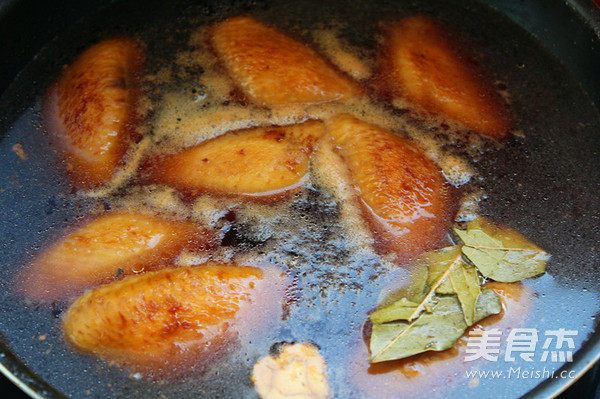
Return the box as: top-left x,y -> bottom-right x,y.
0,0 -> 599,398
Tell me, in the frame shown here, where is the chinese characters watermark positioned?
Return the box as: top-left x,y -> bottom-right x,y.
465,328 -> 578,363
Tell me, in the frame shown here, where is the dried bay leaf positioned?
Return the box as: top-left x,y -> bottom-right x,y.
367,217 -> 544,363
425,246 -> 481,325
449,264 -> 481,325
475,288 -> 503,320
369,298 -> 419,324
370,246 -> 482,327
369,288 -> 501,363
379,246 -> 477,324
454,217 -> 550,283
370,296 -> 465,363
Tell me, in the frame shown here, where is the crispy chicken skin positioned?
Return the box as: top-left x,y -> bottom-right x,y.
326,114 -> 453,259
44,38 -> 144,188
377,16 -> 510,139
210,16 -> 361,107
21,212 -> 214,301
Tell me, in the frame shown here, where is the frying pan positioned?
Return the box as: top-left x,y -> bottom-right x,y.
0,0 -> 599,397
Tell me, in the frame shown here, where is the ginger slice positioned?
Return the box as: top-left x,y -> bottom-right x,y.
252,343 -> 330,399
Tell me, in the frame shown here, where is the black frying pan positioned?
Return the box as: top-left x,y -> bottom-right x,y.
0,0 -> 600,398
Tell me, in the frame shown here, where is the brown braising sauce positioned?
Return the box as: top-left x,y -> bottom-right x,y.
16,4 -> 548,398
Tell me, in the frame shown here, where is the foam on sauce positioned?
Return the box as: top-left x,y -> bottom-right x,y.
9,10 -> 544,398
62,18 -> 508,380
311,138 -> 377,258
311,27 -> 373,81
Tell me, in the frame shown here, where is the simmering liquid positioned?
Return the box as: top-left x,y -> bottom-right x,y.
0,1 -> 600,398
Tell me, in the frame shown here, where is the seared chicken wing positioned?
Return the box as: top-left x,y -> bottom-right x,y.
326,114 -> 453,259
143,120 -> 324,198
44,38 -> 144,188
21,212 -> 213,300
377,16 -> 509,139
63,264 -> 280,371
210,16 -> 360,107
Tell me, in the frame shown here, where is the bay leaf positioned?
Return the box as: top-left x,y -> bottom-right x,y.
426,246 -> 481,325
404,260 -> 430,303
369,298 -> 419,324
474,287 -> 503,321
387,246 -> 468,323
369,288 -> 501,363
454,217 -> 550,283
370,296 -> 467,363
